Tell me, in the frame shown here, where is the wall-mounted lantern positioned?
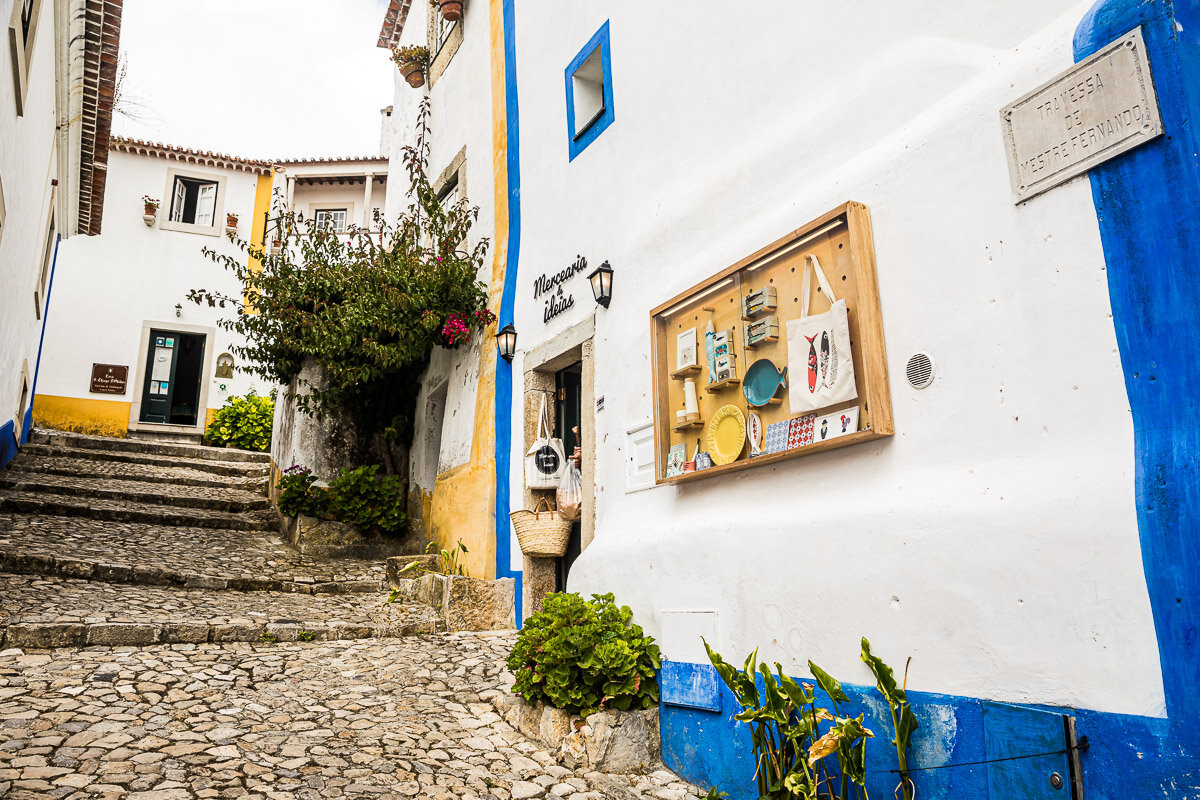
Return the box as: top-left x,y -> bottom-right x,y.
588,260 -> 614,308
496,323 -> 518,362
174,303 -> 183,318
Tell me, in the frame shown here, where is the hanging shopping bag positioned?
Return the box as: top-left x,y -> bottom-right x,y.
525,394 -> 566,490
786,254 -> 858,414
556,461 -> 582,522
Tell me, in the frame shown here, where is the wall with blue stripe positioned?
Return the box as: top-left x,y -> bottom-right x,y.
660,0 -> 1200,796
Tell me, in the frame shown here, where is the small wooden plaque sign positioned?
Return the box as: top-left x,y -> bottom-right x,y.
89,364 -> 128,395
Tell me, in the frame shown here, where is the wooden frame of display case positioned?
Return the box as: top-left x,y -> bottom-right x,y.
650,202 -> 893,485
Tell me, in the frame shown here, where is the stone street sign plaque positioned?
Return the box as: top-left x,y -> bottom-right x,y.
89,363 -> 128,395
1001,27 -> 1161,203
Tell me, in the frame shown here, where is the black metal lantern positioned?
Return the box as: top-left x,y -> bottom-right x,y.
588,260 -> 614,308
496,323 -> 518,362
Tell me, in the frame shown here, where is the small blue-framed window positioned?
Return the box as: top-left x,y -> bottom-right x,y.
565,21 -> 614,162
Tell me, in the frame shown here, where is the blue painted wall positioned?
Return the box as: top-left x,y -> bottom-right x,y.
0,421 -> 16,470
661,1 -> 1200,796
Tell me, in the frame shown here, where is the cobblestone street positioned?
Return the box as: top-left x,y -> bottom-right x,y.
0,433 -> 704,799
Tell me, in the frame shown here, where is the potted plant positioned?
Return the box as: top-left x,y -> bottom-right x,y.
142,195 -> 159,225
225,211 -> 239,229
437,0 -> 463,21
392,45 -> 429,89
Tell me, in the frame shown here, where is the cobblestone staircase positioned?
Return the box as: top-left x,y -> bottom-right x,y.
0,430 -> 441,649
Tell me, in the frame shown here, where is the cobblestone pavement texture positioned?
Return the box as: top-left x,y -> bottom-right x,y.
0,431 -> 705,798
0,472 -> 268,511
0,635 -> 705,800
0,514 -> 386,588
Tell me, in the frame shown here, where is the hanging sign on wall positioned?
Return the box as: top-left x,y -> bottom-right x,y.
89,364 -> 128,395
533,255 -> 590,323
1001,27 -> 1161,203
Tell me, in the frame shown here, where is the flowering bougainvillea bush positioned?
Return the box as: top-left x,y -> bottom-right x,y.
188,98 -> 492,468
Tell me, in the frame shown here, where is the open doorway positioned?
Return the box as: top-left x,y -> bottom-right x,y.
555,361 -> 583,591
139,329 -> 206,426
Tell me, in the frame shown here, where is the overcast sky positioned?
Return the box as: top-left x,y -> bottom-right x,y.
113,0 -> 396,160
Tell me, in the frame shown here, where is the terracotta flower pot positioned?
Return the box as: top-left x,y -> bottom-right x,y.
399,61 -> 426,88
439,0 -> 462,21
144,204 -> 157,216
226,215 -> 238,228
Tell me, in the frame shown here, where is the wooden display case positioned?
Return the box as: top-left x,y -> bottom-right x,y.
649,202 -> 893,485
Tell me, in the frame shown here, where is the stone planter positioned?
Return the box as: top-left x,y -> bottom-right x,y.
389,568 -> 515,632
283,515 -> 420,560
495,694 -> 661,773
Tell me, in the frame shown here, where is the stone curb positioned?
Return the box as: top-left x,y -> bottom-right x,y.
0,476 -> 270,513
0,551 -> 385,594
0,617 -> 443,649
0,493 -> 277,531
17,444 -> 271,478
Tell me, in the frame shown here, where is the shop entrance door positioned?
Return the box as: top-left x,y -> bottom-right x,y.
139,329 -> 206,426
555,362 -> 583,591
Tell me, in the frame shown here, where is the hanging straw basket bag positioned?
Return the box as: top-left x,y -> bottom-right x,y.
510,497 -> 572,558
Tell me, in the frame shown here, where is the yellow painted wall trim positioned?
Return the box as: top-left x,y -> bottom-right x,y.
33,395 -> 131,438
244,172 -> 275,314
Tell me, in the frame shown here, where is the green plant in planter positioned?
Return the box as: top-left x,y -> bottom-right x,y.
506,592 -> 660,717
276,465 -> 328,518
204,390 -> 275,452
392,44 -> 429,68
861,639 -> 917,800
704,641 -> 875,800
399,539 -> 470,578
326,465 -> 406,533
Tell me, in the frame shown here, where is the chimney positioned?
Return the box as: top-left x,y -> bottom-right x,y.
379,106 -> 394,157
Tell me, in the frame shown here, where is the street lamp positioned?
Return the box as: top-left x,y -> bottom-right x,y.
496,323 -> 518,362
588,260 -> 614,308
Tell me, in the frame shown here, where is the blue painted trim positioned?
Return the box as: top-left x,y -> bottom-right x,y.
565,20 -> 615,162
0,421 -> 15,470
1074,0 -> 1200,730
495,0 -> 523,624
28,233 -> 61,445
661,660 -> 721,712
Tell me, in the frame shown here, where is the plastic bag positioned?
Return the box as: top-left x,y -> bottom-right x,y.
557,461 -> 582,522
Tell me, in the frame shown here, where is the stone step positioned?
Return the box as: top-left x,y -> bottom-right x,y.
4,454 -> 269,492
0,574 -> 441,649
30,428 -> 271,464
0,513 -> 388,591
0,473 -> 269,513
0,489 -> 277,531
16,443 -> 270,478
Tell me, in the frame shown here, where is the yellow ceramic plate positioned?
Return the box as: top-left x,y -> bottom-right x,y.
706,404 -> 747,466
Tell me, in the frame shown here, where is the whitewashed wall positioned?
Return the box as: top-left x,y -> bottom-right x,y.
0,0 -> 59,440
507,1 -> 1163,718
387,2 -> 499,488
38,151 -> 268,417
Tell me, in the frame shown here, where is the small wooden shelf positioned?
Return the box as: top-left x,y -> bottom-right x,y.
670,364 -> 703,379
747,396 -> 783,408
704,377 -> 741,393
672,420 -> 703,432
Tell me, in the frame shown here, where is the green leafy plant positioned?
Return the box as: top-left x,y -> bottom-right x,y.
204,390 -> 275,452
392,44 -> 429,67
399,539 -> 470,577
705,641 -> 874,800
506,592 -> 661,717
860,639 -> 917,800
188,98 -> 493,480
297,630 -> 317,642
259,632 -> 278,644
326,465 -> 406,533
275,465 -> 327,518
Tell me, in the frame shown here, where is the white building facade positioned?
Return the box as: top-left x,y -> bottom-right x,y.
0,0 -> 121,466
386,0 -> 1200,795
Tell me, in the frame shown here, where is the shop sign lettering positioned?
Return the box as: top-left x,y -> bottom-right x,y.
1001,27 -> 1161,202
533,255 -> 588,323
89,364 -> 128,395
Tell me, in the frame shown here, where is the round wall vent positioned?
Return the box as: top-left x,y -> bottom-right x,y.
905,352 -> 935,389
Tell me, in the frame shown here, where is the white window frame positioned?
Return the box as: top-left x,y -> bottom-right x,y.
7,0 -> 42,116
0,173 -> 7,249
314,208 -> 349,232
426,4 -> 463,87
13,359 -> 30,443
32,203 -> 54,319
159,167 -> 227,236
308,202 -> 356,233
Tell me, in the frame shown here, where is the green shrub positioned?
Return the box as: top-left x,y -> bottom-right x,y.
276,464 -> 406,534
506,592 -> 661,717
327,465 -> 406,533
205,391 -> 275,452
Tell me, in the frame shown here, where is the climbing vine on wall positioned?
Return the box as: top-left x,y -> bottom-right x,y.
187,99 -> 493,466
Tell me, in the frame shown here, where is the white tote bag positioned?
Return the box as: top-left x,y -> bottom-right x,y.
525,395 -> 567,490
786,254 -> 858,414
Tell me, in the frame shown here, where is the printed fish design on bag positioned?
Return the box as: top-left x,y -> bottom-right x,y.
825,333 -> 839,389
819,331 -> 830,385
805,334 -> 818,393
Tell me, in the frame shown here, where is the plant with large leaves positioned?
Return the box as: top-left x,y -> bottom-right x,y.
187,98 -> 494,480
860,638 -> 918,800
